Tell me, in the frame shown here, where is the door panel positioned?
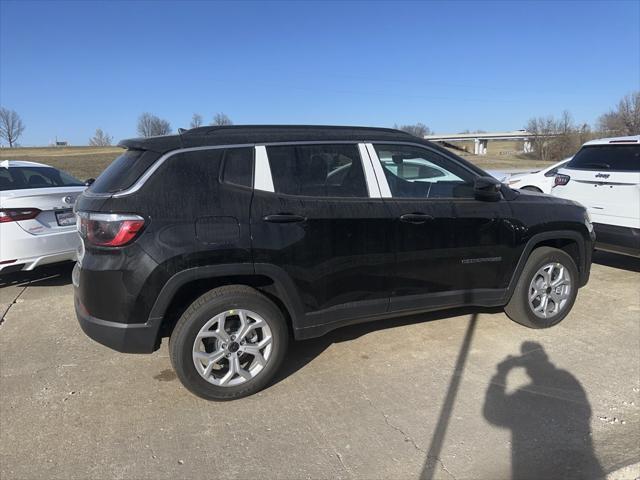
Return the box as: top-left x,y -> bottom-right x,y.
366,142 -> 513,312
385,198 -> 512,304
251,192 -> 394,327
250,143 -> 394,329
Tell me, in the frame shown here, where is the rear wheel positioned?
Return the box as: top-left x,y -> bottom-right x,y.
169,285 -> 288,400
505,247 -> 578,328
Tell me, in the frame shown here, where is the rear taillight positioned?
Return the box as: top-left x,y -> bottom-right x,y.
77,212 -> 145,247
0,208 -> 41,223
554,174 -> 571,186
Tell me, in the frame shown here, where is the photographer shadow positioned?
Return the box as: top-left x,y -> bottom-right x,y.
483,342 -> 604,480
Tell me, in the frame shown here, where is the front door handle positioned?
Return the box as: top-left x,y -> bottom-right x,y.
400,213 -> 434,224
263,214 -> 307,223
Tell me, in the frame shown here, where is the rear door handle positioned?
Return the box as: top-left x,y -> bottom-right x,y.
400,213 -> 434,224
263,214 -> 307,223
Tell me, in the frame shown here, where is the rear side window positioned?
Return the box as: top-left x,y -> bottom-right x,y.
221,148 -> 254,187
0,166 -> 83,191
89,149 -> 161,194
567,145 -> 640,172
266,144 -> 368,197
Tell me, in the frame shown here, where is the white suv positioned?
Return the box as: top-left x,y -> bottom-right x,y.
552,135 -> 640,257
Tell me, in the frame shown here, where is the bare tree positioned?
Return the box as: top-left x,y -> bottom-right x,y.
190,113 -> 203,129
526,116 -> 556,161
137,113 -> 171,137
0,107 -> 26,147
598,91 -> 640,135
459,129 -> 487,134
211,113 -> 233,126
395,122 -> 432,137
88,128 -> 113,147
526,111 -> 586,162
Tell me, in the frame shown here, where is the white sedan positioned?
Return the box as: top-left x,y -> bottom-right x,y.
0,160 -> 88,274
505,158 -> 572,194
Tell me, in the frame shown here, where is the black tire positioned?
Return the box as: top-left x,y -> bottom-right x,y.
522,186 -> 543,193
169,285 -> 288,400
504,247 -> 579,328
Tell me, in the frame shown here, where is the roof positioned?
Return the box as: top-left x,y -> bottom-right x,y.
0,160 -> 50,168
118,125 -> 420,153
583,135 -> 640,146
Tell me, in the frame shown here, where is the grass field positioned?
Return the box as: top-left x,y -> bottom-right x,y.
0,146 -> 123,180
0,145 -> 555,180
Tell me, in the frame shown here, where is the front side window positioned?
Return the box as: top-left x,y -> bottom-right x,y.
373,144 -> 475,198
0,166 -> 83,191
568,145 -> 640,172
266,144 -> 368,197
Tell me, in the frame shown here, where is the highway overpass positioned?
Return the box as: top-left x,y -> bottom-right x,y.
424,130 -> 535,155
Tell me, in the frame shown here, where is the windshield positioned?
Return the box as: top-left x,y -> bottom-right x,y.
567,145 -> 640,172
0,166 -> 84,191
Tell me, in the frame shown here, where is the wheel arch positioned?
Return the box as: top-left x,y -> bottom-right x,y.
149,264 -> 302,346
506,230 -> 590,302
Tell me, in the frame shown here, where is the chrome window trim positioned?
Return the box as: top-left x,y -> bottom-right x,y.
88,140 -> 457,199
254,145 -> 275,192
91,144 -> 253,198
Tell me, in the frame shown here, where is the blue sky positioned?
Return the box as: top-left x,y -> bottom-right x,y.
1,0 -> 638,146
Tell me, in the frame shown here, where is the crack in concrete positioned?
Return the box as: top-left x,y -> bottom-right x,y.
362,392 -> 456,480
0,282 -> 30,327
334,451 -> 350,477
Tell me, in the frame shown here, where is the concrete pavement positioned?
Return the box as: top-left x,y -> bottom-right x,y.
1,253 -> 639,479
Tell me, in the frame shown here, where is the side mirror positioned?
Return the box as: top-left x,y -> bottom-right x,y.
474,176 -> 502,201
84,178 -> 95,187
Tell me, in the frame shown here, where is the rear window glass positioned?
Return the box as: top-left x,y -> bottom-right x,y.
221,148 -> 254,187
266,144 -> 368,197
89,149 -> 161,194
0,166 -> 83,191
567,145 -> 640,172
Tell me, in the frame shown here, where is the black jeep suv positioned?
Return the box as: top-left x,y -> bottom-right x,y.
74,125 -> 594,400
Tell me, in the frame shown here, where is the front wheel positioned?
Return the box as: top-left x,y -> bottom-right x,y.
505,247 -> 579,328
169,285 -> 288,400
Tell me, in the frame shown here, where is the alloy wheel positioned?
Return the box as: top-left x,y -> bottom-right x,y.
528,262 -> 572,319
192,309 -> 273,386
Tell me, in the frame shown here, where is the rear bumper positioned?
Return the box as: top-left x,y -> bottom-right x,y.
75,292 -> 161,353
0,222 -> 79,272
594,223 -> 640,258
0,249 -> 77,273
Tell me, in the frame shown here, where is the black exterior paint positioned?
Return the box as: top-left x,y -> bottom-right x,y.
592,222 -> 640,257
73,126 -> 594,353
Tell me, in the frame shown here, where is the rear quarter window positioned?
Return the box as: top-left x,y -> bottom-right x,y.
89,149 -> 161,194
567,145 -> 640,172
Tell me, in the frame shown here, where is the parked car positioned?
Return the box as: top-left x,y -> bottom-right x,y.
0,160 -> 88,274
74,126 -> 595,400
552,135 -> 640,257
505,158 -> 572,194
486,170 -> 512,183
